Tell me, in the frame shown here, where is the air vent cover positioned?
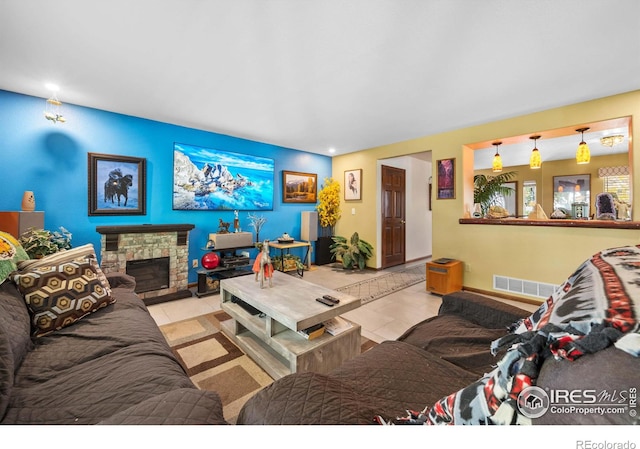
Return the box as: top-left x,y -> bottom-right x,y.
493,275 -> 558,299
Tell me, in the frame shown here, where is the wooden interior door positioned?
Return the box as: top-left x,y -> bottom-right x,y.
381,165 -> 406,268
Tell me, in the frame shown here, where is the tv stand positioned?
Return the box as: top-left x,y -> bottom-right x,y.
196,245 -> 255,297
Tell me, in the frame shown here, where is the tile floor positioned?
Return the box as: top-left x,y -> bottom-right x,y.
147,258 -> 540,343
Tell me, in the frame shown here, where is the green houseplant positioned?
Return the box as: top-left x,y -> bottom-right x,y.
19,226 -> 72,259
330,232 -> 374,270
473,171 -> 517,217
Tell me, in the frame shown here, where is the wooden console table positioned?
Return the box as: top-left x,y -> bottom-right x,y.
219,272 -> 361,380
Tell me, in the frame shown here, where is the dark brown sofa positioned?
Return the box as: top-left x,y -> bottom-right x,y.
237,290 -> 640,425
236,291 -> 529,424
0,271 -> 227,425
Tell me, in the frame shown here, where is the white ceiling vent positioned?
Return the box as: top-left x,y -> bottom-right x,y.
493,275 -> 557,299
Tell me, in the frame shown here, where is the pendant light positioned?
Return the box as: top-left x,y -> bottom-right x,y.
492,141 -> 503,173
575,127 -> 590,164
43,84 -> 66,124
529,135 -> 542,169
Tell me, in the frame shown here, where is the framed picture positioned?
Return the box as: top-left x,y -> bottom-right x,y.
436,158 -> 455,199
172,142 -> 274,210
88,153 -> 146,216
344,169 -> 362,201
282,171 -> 317,203
553,174 -> 591,216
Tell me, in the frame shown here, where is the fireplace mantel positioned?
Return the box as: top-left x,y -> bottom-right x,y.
96,224 -> 195,235
96,224 -> 195,251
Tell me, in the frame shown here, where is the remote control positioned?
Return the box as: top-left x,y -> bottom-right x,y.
315,297 -> 335,307
322,295 -> 340,304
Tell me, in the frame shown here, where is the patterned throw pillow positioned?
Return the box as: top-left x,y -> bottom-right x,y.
13,249 -> 115,338
17,243 -> 112,296
0,231 -> 29,284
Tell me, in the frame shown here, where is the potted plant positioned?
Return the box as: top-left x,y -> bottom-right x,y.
315,177 -> 341,265
19,226 -> 72,259
330,232 -> 373,270
473,171 -> 517,217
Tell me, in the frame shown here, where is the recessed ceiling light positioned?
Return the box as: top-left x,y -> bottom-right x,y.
328,148 -> 336,154
45,83 -> 60,92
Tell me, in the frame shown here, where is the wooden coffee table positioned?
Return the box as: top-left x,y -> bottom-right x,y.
219,271 -> 361,380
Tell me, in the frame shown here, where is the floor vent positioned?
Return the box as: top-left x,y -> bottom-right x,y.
493,275 -> 557,299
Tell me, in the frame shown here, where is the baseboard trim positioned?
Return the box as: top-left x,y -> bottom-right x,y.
462,286 -> 543,306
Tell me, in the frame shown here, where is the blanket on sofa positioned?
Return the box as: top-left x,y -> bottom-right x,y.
380,245 -> 640,425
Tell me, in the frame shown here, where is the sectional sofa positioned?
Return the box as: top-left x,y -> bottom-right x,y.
0,241 -> 227,425
2,234 -> 638,426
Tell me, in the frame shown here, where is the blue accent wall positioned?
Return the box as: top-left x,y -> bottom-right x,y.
0,89 -> 331,284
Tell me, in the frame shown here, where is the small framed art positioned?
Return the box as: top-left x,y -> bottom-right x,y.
88,153 -> 146,216
282,171 -> 317,203
344,169 -> 362,201
436,158 -> 455,199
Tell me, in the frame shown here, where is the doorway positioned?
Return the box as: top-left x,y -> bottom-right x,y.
380,165 -> 406,268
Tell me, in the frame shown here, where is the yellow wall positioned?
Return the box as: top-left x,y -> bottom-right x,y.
332,90 -> 640,301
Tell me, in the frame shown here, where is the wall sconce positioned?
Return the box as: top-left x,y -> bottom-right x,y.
575,127 -> 590,164
44,84 -> 66,124
492,141 -> 503,173
600,135 -> 624,148
529,135 -> 542,169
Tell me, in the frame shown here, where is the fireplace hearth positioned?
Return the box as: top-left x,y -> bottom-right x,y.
96,224 -> 195,305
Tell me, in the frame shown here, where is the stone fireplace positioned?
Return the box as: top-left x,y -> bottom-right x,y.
96,224 -> 195,305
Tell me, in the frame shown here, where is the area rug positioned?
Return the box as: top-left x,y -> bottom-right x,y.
335,264 -> 426,304
159,310 -> 377,423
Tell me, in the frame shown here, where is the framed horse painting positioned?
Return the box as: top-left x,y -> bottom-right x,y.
88,153 -> 146,216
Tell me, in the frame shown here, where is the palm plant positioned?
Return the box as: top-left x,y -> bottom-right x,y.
473,171 -> 517,216
330,232 -> 374,270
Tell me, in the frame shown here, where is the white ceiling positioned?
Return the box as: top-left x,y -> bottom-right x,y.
1,0 -> 639,156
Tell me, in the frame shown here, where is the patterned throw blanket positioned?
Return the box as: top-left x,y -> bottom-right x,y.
377,245 -> 640,425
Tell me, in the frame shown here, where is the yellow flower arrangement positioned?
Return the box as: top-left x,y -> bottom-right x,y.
316,177 -> 341,236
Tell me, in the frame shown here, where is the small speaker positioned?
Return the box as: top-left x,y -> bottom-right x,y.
301,211 -> 318,242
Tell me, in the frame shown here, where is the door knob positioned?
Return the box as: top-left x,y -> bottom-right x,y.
401,219 -> 406,224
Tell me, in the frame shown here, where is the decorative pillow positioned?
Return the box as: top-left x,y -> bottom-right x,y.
17,243 -> 112,296
0,231 -> 29,284
12,246 -> 115,338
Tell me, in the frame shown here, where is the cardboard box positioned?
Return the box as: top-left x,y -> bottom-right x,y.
208,232 -> 253,250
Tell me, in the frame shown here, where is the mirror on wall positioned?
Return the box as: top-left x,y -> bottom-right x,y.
470,117 -> 632,220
